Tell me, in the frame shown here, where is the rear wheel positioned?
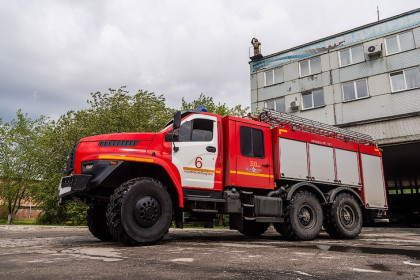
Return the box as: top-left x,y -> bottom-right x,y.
324,193 -> 362,239
106,178 -> 173,245
281,191 -> 323,241
87,204 -> 115,241
238,220 -> 269,237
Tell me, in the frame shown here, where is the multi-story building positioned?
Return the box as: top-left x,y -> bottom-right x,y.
250,8 -> 420,224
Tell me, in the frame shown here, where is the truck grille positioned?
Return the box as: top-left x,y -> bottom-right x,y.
98,140 -> 139,147
66,142 -> 79,175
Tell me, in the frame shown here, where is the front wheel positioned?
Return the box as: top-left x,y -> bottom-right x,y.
281,191 -> 323,241
106,178 -> 173,245
324,193 -> 362,239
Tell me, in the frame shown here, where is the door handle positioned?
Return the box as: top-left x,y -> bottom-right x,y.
262,163 -> 269,167
206,146 -> 216,153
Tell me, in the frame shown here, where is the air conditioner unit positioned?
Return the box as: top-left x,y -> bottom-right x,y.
290,100 -> 300,111
367,44 -> 382,58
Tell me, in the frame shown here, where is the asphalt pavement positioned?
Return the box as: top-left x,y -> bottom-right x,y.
0,225 -> 420,279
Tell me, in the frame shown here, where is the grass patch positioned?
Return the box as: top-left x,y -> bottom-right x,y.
0,219 -> 39,225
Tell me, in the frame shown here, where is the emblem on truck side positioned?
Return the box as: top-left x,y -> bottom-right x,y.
245,160 -> 262,173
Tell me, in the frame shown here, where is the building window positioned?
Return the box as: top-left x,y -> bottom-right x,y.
390,67 -> 420,92
385,31 -> 415,55
339,45 -> 365,67
299,56 -> 321,77
240,126 -> 265,158
264,97 -> 286,113
302,89 -> 325,110
342,79 -> 369,102
265,67 -> 284,86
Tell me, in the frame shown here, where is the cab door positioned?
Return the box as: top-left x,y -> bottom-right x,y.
171,114 -> 220,190
234,122 -> 273,189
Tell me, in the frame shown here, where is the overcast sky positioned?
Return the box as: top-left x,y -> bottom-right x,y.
0,0 -> 418,123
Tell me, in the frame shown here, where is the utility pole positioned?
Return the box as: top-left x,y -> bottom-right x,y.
377,6 -> 380,21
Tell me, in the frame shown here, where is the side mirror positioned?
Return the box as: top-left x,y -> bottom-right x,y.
173,111 -> 181,130
172,111 -> 181,150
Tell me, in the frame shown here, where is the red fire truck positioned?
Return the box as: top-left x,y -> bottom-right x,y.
58,108 -> 388,245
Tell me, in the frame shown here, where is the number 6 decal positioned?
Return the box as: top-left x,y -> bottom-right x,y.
195,157 -> 203,168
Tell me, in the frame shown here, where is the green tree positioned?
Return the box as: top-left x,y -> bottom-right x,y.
0,111 -> 45,223
181,93 -> 249,117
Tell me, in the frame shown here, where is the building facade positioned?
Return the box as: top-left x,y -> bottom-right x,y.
250,9 -> 420,224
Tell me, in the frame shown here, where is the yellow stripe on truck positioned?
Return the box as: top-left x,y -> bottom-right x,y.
183,167 -> 220,174
98,155 -> 154,163
230,170 -> 273,178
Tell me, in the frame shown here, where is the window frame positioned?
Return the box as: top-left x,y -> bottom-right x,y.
299,56 -> 321,77
385,30 -> 415,55
389,67 -> 420,93
342,78 -> 370,102
264,97 -> 286,113
264,67 -> 284,86
301,88 -> 325,110
273,67 -> 284,84
165,118 -> 214,142
339,45 -> 365,67
240,126 -> 265,159
264,70 -> 274,86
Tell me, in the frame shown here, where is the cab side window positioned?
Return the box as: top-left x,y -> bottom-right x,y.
191,119 -> 213,141
240,126 -> 265,158
166,118 -> 213,142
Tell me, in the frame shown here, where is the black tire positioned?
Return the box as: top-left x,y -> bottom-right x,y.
281,191 -> 323,241
106,178 -> 173,245
324,193 -> 362,239
238,220 -> 269,237
87,205 -> 116,241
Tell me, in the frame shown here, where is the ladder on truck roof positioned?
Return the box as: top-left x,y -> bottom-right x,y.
259,109 -> 376,145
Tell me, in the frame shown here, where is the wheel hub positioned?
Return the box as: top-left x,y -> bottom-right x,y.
134,196 -> 161,228
340,206 -> 354,226
300,209 -> 310,222
298,206 -> 314,227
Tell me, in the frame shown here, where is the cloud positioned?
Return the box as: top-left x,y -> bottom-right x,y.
0,0 -> 418,122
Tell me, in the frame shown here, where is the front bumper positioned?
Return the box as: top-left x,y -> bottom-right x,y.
58,174 -> 92,203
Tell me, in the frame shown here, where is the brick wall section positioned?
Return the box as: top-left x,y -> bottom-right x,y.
14,207 -> 43,220
0,198 -> 43,220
